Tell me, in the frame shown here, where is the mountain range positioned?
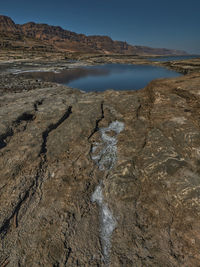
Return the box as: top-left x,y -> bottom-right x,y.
0,15 -> 187,55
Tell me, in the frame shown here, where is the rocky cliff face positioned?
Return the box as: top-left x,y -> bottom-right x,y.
0,15 -> 187,55
0,72 -> 200,266
0,15 -> 19,32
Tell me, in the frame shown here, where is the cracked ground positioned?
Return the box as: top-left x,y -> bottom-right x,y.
1,72 -> 200,266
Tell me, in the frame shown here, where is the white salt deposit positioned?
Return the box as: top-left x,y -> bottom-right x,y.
91,121 -> 124,264
92,184 -> 116,263
91,121 -> 124,170
91,184 -> 103,205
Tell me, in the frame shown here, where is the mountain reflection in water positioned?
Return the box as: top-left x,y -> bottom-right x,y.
21,64 -> 182,92
22,67 -> 110,84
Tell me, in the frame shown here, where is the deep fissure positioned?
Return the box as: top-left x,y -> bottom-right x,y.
40,106 -> 72,156
88,102 -> 104,140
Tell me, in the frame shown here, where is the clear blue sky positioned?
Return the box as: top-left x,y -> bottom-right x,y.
1,0 -> 200,54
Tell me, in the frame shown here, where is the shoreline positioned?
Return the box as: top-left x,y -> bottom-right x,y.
0,52 -> 199,95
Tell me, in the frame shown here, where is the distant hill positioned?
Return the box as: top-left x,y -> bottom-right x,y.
0,15 -> 187,55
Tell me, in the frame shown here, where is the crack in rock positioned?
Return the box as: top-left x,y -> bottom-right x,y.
33,99 -> 44,112
0,181 -> 35,239
88,102 -> 104,140
36,106 -> 72,201
39,106 -> 72,156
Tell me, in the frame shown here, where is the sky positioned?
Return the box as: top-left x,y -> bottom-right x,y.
1,0 -> 200,54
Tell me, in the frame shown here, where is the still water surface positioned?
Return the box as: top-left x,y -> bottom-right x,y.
149,55 -> 199,62
23,64 -> 182,92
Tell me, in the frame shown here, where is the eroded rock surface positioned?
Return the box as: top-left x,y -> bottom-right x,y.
1,73 -> 200,266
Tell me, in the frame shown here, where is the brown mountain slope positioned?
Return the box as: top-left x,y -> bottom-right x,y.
0,15 -> 19,32
0,15 -> 187,55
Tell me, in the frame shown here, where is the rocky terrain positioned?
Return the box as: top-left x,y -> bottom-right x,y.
0,15 -> 187,55
0,63 -> 200,266
158,57 -> 200,74
78,55 -> 200,74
